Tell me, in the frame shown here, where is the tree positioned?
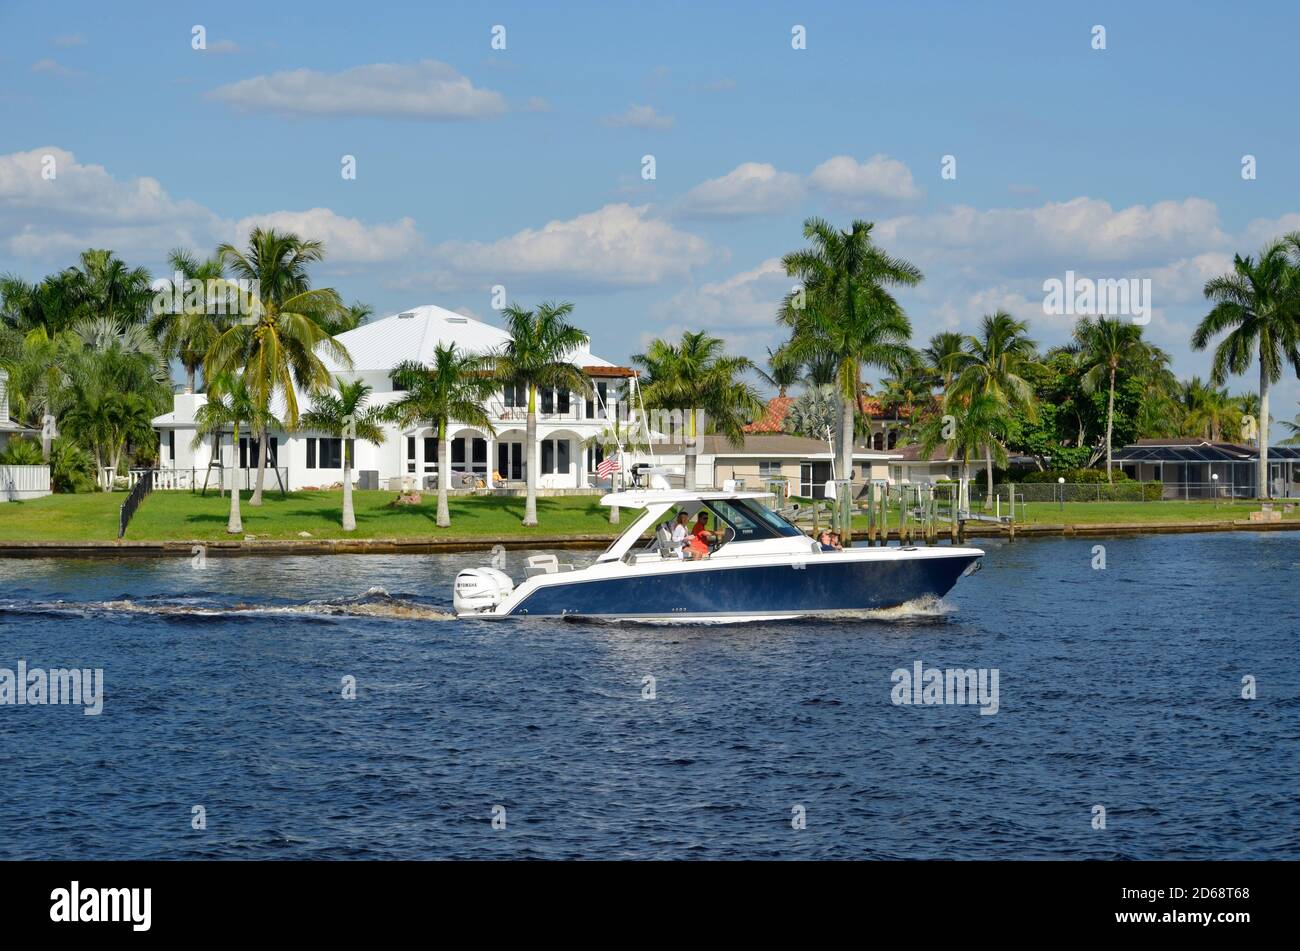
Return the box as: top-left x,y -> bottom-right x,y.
149,248 -> 233,394
384,347 -> 497,528
301,378 -> 387,531
70,249 -> 154,327
206,227 -> 352,506
1178,377 -> 1241,442
1073,316 -> 1146,480
632,331 -> 764,491
757,347 -> 799,397
192,373 -> 269,534
779,217 -> 920,538
921,331 -> 966,393
949,311 -> 1038,499
783,381 -> 840,443
490,301 -> 590,526
916,392 -> 1011,513
1193,238 -> 1300,498
1279,413 -> 1300,446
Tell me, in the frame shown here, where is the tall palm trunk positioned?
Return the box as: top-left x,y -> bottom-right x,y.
437,420 -> 451,527
227,425 -> 243,533
1258,359 -> 1270,499
341,438 -> 356,531
984,443 -> 994,505
685,408 -> 698,491
250,425 -> 268,506
1105,367 -> 1116,483
837,387 -> 854,538
523,385 -> 538,526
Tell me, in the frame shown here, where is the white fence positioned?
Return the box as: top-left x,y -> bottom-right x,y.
127,467 -> 290,492
0,464 -> 52,501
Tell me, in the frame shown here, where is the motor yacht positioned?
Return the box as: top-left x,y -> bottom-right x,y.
453,488 -> 984,622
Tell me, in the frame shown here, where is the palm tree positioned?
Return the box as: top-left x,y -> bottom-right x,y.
1178,377 -> 1241,442
783,381 -> 841,445
384,348 -> 497,527
149,248 -> 232,394
779,218 -> 921,537
757,347 -> 800,397
206,227 -> 352,506
1279,413 -> 1300,446
921,331 -> 966,393
917,392 -> 1010,513
300,378 -> 387,531
490,301 -> 590,526
192,374 -> 268,534
949,311 -> 1038,498
314,300 -> 372,336
632,331 -> 764,492
1073,316 -> 1146,480
1194,238 -> 1300,498
70,249 -> 154,328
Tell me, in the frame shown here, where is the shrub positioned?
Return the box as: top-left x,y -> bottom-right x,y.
0,437 -> 44,466
1020,467 -> 1131,484
49,438 -> 96,493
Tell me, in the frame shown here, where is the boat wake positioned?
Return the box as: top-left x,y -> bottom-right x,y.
0,586 -> 455,622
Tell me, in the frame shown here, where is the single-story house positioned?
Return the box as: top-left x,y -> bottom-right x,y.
1114,438 -> 1300,498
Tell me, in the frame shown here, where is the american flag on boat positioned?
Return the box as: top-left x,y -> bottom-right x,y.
596,453 -> 621,478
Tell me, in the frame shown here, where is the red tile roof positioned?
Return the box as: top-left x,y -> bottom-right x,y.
744,395 -> 794,433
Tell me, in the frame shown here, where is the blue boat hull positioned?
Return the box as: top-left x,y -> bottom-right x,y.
506,552 -> 981,618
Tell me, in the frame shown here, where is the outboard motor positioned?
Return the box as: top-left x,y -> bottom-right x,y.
453,567 -> 514,614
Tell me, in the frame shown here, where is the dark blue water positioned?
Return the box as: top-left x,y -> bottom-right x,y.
1,532 -> 1297,859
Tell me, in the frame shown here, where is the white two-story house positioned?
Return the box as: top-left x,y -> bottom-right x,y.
150,305 -> 636,493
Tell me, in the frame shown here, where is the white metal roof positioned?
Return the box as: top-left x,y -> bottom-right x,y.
324,304 -> 619,373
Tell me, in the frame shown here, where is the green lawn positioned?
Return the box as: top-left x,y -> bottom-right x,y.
0,490 -> 629,542
2,490 -> 1297,544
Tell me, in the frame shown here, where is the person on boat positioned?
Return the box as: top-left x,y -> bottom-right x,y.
671,512 -> 696,560
691,511 -> 718,553
829,532 -> 844,551
817,530 -> 836,552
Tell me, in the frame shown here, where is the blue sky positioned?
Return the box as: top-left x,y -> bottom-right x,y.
3,0 -> 1299,430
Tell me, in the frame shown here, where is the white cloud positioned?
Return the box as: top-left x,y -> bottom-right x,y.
209,60 -> 507,120
31,59 -> 75,77
877,197 -> 1229,270
654,258 -> 788,329
602,104 -> 674,130
427,203 -> 709,290
0,147 -> 221,260
231,209 -> 422,265
677,162 -> 805,218
1242,212 -> 1300,249
808,154 -> 922,201
0,147 -> 423,269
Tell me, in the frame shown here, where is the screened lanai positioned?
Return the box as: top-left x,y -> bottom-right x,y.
1114,439 -> 1299,499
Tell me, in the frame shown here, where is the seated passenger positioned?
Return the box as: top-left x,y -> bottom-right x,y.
671,512 -> 694,560
829,532 -> 844,551
817,530 -> 836,552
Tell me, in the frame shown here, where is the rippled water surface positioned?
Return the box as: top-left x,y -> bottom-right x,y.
1,532 -> 1297,859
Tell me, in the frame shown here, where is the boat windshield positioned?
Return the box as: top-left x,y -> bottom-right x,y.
704,498 -> 803,541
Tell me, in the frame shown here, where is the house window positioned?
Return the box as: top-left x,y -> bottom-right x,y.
239,437 -> 277,468
757,460 -> 782,479
407,436 -> 416,473
585,381 -> 608,419
423,437 -> 438,473
556,389 -> 570,414
503,383 -> 522,408
167,430 -> 175,464
540,438 -> 571,475
452,438 -> 466,465
306,438 -> 317,468
317,438 -> 343,469
541,389 -> 554,414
